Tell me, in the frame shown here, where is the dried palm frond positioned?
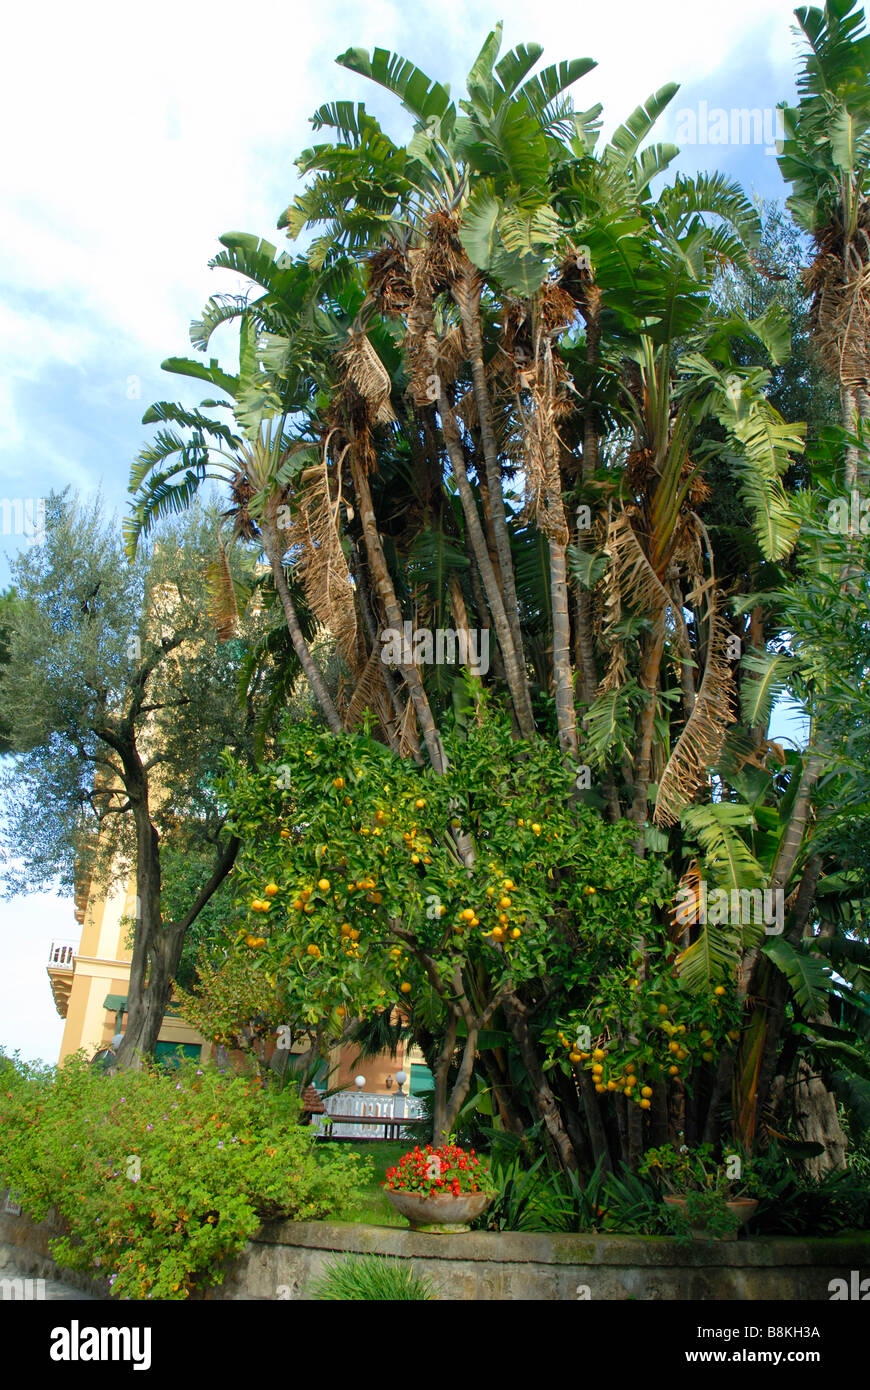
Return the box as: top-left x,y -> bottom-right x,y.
606,507 -> 672,616
804,205 -> 870,388
204,537 -> 240,641
339,334 -> 396,425
668,859 -> 702,944
344,645 -> 393,733
654,593 -> 736,827
290,447 -> 358,666
397,690 -> 419,759
367,242 -> 413,317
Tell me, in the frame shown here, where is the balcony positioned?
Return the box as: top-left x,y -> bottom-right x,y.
46,939 -> 77,1017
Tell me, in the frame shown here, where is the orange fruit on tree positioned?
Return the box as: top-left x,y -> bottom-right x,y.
400,982 -> 412,994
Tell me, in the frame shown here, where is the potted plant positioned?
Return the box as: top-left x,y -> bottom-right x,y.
639,1142 -> 758,1240
382,1143 -> 494,1233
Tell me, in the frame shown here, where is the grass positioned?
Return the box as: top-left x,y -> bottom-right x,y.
319,1140 -> 410,1227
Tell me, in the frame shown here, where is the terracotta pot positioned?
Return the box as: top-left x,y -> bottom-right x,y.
385,1188 -> 493,1233
664,1194 -> 758,1240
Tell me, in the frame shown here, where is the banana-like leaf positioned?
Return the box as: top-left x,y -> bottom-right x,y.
337,46 -> 453,124
739,647 -> 796,729
161,356 -> 238,398
521,59 -> 597,118
763,937 -> 831,1015
582,681 -> 641,768
681,802 -> 765,889
674,917 -> 743,990
605,83 -> 680,169
567,544 -> 607,589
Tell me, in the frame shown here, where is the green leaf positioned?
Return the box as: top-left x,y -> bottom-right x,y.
520,59 -> 597,119
763,938 -> 831,1015
161,357 -> 238,398
739,648 -> 796,729
459,182 -> 502,269
606,83 -> 680,168
682,803 -> 765,890
336,46 -> 453,124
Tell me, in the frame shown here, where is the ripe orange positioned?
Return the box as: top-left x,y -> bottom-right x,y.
640,1086 -> 653,1099
400,982 -> 412,994
714,985 -> 726,996
415,798 -> 425,809
510,928 -> 521,939
333,777 -> 345,790
264,883 -> 279,897
639,1098 -> 651,1110
317,878 -> 330,892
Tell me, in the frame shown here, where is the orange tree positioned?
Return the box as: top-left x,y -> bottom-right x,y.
220,705 -> 666,1159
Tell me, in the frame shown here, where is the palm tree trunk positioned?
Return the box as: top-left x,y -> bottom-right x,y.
453,268 -> 529,697
549,537 -> 578,757
259,513 -> 344,735
630,625 -> 667,842
437,386 -> 537,738
348,448 -> 447,774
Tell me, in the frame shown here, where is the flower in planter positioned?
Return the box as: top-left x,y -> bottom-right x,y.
382,1143 -> 492,1198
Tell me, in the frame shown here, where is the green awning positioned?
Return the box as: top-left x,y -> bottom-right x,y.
103,994 -> 184,1018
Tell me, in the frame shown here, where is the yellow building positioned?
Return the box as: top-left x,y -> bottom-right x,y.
47,858 -> 206,1065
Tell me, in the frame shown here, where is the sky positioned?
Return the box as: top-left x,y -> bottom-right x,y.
0,0 -> 812,1063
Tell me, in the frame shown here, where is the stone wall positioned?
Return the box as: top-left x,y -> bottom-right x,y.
200,1221 -> 870,1301
2,1194 -> 867,1301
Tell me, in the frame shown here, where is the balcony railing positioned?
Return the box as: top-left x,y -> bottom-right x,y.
47,940 -> 77,970
312,1090 -> 426,1141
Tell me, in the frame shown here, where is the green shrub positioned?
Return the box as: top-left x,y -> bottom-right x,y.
0,1052 -> 370,1300
310,1254 -> 437,1300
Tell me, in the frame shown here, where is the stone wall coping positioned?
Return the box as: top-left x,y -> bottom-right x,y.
255,1220 -> 870,1267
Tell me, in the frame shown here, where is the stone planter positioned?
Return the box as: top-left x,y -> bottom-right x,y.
664,1195 -> 758,1240
385,1188 -> 494,1233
